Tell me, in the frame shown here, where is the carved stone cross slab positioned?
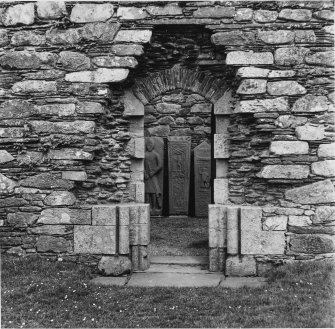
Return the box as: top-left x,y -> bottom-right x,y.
194,141 -> 211,217
167,136 -> 191,215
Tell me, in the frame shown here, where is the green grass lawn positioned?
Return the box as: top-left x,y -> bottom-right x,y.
1,254 -> 334,328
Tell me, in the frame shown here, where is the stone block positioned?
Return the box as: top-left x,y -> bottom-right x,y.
36,104 -> 75,117
211,31 -> 255,45
59,51 -> 90,71
257,165 -> 309,179
191,103 -> 212,113
208,205 -> 226,248
70,3 -> 114,23
129,204 -> 150,225
129,182 -> 145,203
44,191 -> 76,206
275,115 -> 307,129
80,22 -> 120,42
285,179 -> 335,204
38,208 -> 91,225
209,248 -> 225,272
193,6 -> 235,18
226,51 -> 273,65
129,224 -> 150,245
263,216 -> 287,231
76,102 -> 104,115
29,225 -> 71,236
17,152 -> 44,166
111,44 -> 144,56
123,90 -> 144,116
98,256 -> 131,276
37,2 -> 67,19
295,30 -> 316,43
36,236 -> 72,253
12,80 -> 57,94
48,149 -> 93,161
237,79 -> 267,94
214,133 -> 229,158
227,206 -> 239,255
119,225 -> 130,254
0,127 -> 25,138
236,67 -> 270,78
0,150 -> 14,164
131,245 -> 149,271
318,143 -> 335,158
114,30 -> 152,43
1,3 -> 35,26
305,51 -> 335,67
74,226 -> 116,254
0,173 -> 17,194
117,7 -> 148,20
235,97 -> 289,113
253,10 -> 278,23
240,206 -> 262,232
258,30 -> 295,44
0,100 -> 36,119
214,179 -> 229,204
7,213 -> 38,227
156,103 -> 181,114
65,68 -> 129,83
314,206 -> 335,224
295,124 -> 325,141
62,171 -> 88,181
6,247 -> 26,257
270,141 -> 309,155
279,9 -> 312,21
45,28 -> 81,45
275,47 -> 309,66
313,10 -> 334,21
267,81 -> 306,96
225,256 -> 257,276
288,215 -> 312,227
148,125 -> 170,137
31,121 -> 95,135
146,4 -> 183,16
234,8 -> 253,21
289,234 -> 335,253
213,89 -> 234,115
20,173 -> 74,190
268,70 -> 296,78
311,160 -> 335,177
93,56 -> 138,69
0,197 -> 28,208
0,51 -> 42,69
92,205 -> 117,226
118,204 -> 130,226
0,29 -> 9,46
126,138 -> 145,159
292,95 -> 330,113
130,159 -> 144,181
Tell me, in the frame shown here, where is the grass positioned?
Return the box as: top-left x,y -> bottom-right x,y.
1,254 -> 335,328
149,216 -> 208,256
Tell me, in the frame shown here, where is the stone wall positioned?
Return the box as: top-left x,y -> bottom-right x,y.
0,1 -> 334,272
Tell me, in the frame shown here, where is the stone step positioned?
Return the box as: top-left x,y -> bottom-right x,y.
150,255 -> 208,265
137,263 -> 209,274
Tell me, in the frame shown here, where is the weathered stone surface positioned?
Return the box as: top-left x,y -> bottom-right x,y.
253,10 -> 278,23
0,173 -> 17,194
123,90 -> 144,116
225,256 -> 256,276
98,256 -> 131,276
258,30 -> 295,44
44,191 -> 76,206
70,3 -> 114,23
156,103 -> 181,114
74,226 -> 116,254
214,178 -> 228,204
76,102 -> 104,115
311,160 -> 335,177
117,6 -> 148,20
30,121 -> 95,134
36,236 -> 72,253
11,31 -> 45,46
80,22 -> 120,42
20,173 -> 74,190
263,216 -> 287,231
213,89 -> 234,115
0,51 -> 42,69
193,6 -> 235,18
234,8 -> 253,21
305,51 -> 335,67
36,103 -> 75,117
65,68 -> 129,83
275,47 -> 309,66
314,206 -> 335,224
295,30 -> 316,43
126,138 -> 144,159
93,56 -> 138,69
62,171 -> 88,181
285,179 -> 335,204
214,134 -> 229,159
295,124 -> 325,141
38,208 -> 91,225
7,246 -> 26,257
7,212 -> 38,227
16,152 -> 44,165
289,234 -> 335,253
226,51 -> 273,65
0,150 -> 14,164
110,44 -> 144,56
268,70 -> 296,78
148,125 -> 170,137
0,100 -> 37,119
211,31 -> 255,45
292,95 -> 330,113
279,9 -> 312,21
0,197 -> 28,208
235,97 -> 288,113
45,28 -> 81,45
0,127 -> 25,138
1,3 -> 35,26
0,29 -> 9,46
37,2 -> 66,19
270,141 -> 309,155
257,165 -> 309,179
12,80 -> 57,94
237,79 -> 267,94
92,205 -> 117,226
146,4 -> 183,16
59,51 -> 90,71
318,143 -> 335,158
29,225 -> 71,236
48,148 -> 93,161
236,67 -> 269,78
288,215 -> 312,227
191,103 -> 212,113
275,115 -> 307,129
267,81 -> 306,95
313,10 -> 334,21
114,30 -> 152,43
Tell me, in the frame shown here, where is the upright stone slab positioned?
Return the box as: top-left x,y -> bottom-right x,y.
144,137 -> 164,216
168,136 -> 191,215
194,141 -> 211,217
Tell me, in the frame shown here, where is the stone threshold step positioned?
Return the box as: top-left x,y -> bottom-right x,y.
150,256 -> 208,265
136,263 -> 209,274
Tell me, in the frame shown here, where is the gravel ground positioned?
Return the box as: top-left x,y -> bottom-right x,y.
148,216 -> 208,256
